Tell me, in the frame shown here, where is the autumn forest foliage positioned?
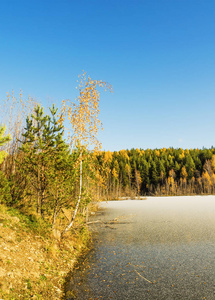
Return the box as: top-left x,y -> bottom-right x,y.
1,76 -> 215,237
93,147 -> 215,198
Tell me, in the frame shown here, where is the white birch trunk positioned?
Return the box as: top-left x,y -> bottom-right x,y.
63,151 -> 83,234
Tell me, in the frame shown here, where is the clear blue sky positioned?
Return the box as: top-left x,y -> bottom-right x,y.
1,0 -> 215,151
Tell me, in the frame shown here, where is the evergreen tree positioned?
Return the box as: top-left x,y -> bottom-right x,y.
150,161 -> 159,187
19,105 -> 66,218
141,160 -> 150,193
158,160 -> 166,185
185,155 -> 196,180
174,161 -> 180,179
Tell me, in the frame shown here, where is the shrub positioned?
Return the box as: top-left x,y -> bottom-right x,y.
0,171 -> 12,204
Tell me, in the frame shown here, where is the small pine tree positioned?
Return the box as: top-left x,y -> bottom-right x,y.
19,105 -> 68,218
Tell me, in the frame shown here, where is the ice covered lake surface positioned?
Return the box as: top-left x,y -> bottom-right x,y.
67,196 -> 215,299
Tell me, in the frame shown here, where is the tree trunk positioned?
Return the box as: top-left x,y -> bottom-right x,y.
62,150 -> 83,235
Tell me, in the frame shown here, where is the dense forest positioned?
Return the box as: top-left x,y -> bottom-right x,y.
94,147 -> 215,199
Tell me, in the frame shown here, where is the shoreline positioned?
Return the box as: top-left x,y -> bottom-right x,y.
109,194 -> 215,201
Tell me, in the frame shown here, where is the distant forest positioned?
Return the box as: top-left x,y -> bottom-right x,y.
94,147 -> 215,198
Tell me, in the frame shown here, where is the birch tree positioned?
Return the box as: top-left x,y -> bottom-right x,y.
61,73 -> 112,233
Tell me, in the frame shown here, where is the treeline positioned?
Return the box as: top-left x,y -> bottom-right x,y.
94,147 -> 215,198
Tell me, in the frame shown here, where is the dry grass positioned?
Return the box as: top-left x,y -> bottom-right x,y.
0,204 -> 91,299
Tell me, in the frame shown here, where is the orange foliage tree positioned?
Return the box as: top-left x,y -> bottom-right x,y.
61,73 -> 112,233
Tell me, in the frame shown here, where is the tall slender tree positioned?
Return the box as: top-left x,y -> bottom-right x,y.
61,73 -> 112,233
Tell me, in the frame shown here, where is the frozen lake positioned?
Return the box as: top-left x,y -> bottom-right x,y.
66,196 -> 215,299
